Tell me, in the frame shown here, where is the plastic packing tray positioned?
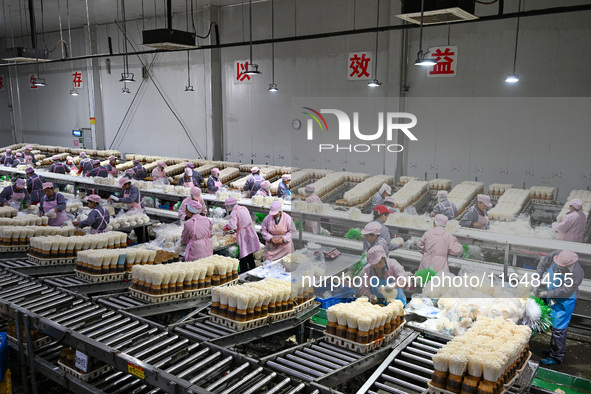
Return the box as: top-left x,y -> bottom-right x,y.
58,361 -> 113,382
27,255 -> 76,266
129,288 -> 184,303
209,312 -> 268,332
323,321 -> 405,354
0,245 -> 29,252
7,334 -> 52,349
75,270 -> 126,283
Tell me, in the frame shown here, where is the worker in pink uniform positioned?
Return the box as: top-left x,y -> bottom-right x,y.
261,201 -> 294,261
418,214 -> 463,273
151,161 -> 169,184
11,153 -> 24,167
359,245 -> 409,305
304,185 -> 322,234
383,196 -> 400,213
23,145 -> 36,166
73,194 -> 110,234
78,152 -> 93,175
430,190 -> 458,220
109,177 -> 143,211
178,168 -> 200,187
105,156 -> 119,177
361,222 -> 389,255
39,183 -> 68,226
26,167 -> 45,204
207,168 -> 223,194
255,181 -> 272,197
178,187 -> 207,220
182,200 -> 213,261
371,183 -> 392,211
243,167 -> 265,197
552,199 -> 587,243
459,194 -> 492,230
223,198 -> 261,273
0,178 -> 31,208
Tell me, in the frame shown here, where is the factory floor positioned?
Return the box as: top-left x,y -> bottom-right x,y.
529,331 -> 591,379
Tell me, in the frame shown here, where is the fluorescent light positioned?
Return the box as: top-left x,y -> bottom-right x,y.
268,83 -> 278,92
505,74 -> 519,83
244,63 -> 261,75
185,85 -> 194,92
119,73 -> 135,83
33,78 -> 46,87
367,79 -> 382,87
70,89 -> 79,96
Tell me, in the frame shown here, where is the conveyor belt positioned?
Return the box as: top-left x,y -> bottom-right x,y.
0,267 -> 322,394
263,328 -> 416,389
356,331 -> 447,394
0,258 -> 38,269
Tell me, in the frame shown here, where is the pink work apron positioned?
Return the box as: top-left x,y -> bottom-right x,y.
264,214 -> 293,261
124,187 -> 142,211
90,208 -> 109,234
24,154 -> 35,165
9,187 -> 25,207
43,197 -> 67,226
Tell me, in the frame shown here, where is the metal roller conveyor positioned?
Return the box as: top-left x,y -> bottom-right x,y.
241,372 -> 277,394
52,304 -> 100,324
131,335 -> 184,359
386,366 -> 431,383
163,347 -> 209,375
102,323 -> 151,347
399,351 -> 433,366
175,351 -> 221,379
218,366 -> 264,394
112,328 -> 161,350
69,310 -> 117,331
187,355 -> 233,384
18,290 -> 62,308
0,284 -> 44,300
315,341 -> 363,359
28,295 -> 79,314
284,382 -> 306,394
404,346 -> 439,359
124,331 -> 170,355
93,320 -> 141,342
292,350 -> 342,369
372,382 -> 408,394
204,361 -> 250,391
300,348 -> 348,366
309,344 -> 358,363
96,298 -> 136,310
275,358 -> 324,378
59,307 -> 110,327
83,316 -> 132,337
263,377 -> 292,394
284,354 -> 333,374
173,327 -> 210,342
381,374 -> 426,392
43,301 -> 93,320
392,359 -> 433,375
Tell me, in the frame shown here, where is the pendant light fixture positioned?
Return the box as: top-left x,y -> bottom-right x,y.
268,0 -> 277,91
66,0 -> 78,96
122,83 -> 131,94
244,0 -> 261,75
505,0 -> 522,83
119,0 -> 135,85
184,0 -> 194,91
34,0 -> 47,87
368,0 -> 382,87
414,0 -> 436,66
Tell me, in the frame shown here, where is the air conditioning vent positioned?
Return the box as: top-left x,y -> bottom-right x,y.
2,47 -> 50,62
396,7 -> 478,24
142,29 -> 198,50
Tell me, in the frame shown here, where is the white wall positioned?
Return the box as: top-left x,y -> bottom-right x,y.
0,0 -> 590,198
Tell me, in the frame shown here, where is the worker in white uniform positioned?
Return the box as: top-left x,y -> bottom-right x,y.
552,199 -> 587,243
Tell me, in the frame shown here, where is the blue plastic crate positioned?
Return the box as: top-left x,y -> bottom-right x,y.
315,286 -> 356,309
158,204 -> 170,210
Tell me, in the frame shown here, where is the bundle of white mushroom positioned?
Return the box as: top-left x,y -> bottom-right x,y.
386,212 -> 433,229
529,186 -> 555,201
391,180 -> 428,209
217,167 -> 240,183
488,183 -> 513,196
398,176 -> 418,186
429,179 -> 453,190
298,172 -> 367,198
556,189 -> 591,222
211,278 -> 299,322
131,256 -> 239,295
29,232 -> 127,259
229,168 -> 279,190
76,247 -> 157,275
0,207 -> 18,218
325,298 -> 404,344
430,318 -> 531,394
487,189 -> 530,221
448,182 -> 484,215
107,213 -> 150,230
0,225 -> 74,246
65,201 -> 84,213
342,175 -> 394,205
0,214 -> 48,226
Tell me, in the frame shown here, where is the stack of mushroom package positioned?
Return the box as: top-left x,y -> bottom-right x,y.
28,232 -> 127,259
0,225 -> 74,247
210,278 -> 316,323
130,255 -> 239,298
430,317 -> 531,394
76,247 -> 158,276
325,298 -> 405,346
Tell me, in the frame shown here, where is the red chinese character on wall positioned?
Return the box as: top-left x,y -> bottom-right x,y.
429,48 -> 455,75
72,71 -> 83,88
0,75 -> 4,90
30,74 -> 38,89
236,61 -> 250,82
427,46 -> 458,78
349,53 -> 371,79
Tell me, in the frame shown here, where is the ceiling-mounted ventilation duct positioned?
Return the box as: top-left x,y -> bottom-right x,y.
2,0 -> 50,62
142,0 -> 198,50
396,0 -> 478,25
